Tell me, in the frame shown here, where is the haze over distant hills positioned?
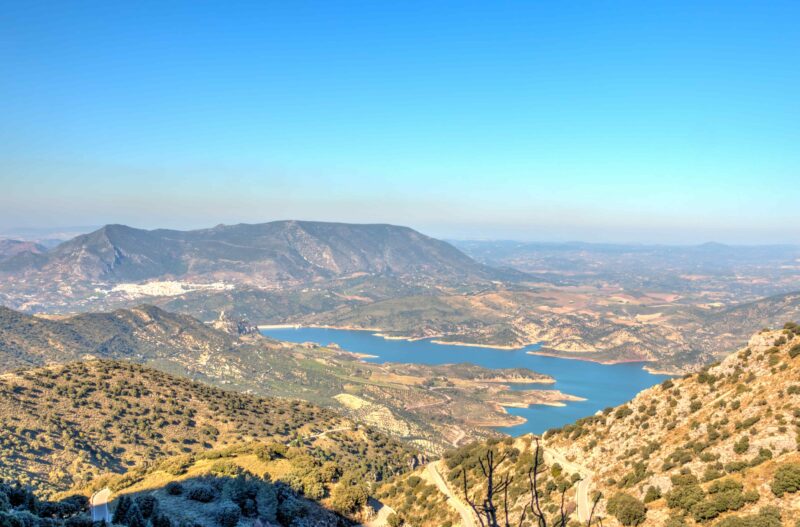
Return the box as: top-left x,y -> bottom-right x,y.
0,221 -> 497,284
0,239 -> 46,262
3,221 -> 800,373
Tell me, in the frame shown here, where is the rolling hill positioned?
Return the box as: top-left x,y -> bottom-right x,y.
0,304 -> 572,453
0,304 -> 236,372
0,360 -> 415,496
0,239 -> 46,262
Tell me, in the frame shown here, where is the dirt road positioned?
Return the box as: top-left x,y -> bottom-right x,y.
426,461 -> 476,527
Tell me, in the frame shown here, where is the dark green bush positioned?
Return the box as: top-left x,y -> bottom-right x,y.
771,462 -> 800,497
187,483 -> 217,503
216,500 -> 241,527
165,482 -> 183,495
607,492 -> 647,526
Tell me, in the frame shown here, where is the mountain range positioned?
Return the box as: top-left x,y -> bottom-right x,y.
3,220 -> 800,373
0,221 -> 497,285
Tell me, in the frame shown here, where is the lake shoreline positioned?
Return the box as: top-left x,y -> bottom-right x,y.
261,323 -> 667,375
261,325 -> 670,436
526,350 -> 664,376
259,323 -> 536,349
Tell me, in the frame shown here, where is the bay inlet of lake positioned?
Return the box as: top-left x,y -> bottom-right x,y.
261,326 -> 669,435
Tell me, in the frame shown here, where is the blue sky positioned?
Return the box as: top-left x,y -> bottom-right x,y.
1,1 -> 798,243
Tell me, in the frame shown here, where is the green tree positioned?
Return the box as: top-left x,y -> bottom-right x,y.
606,492 -> 647,526
331,472 -> 369,514
111,495 -> 132,524
256,483 -> 278,522
771,462 -> 800,497
216,500 -> 241,527
125,502 -> 146,527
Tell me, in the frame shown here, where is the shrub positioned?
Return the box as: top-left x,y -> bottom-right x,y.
689,478 -> 754,522
771,462 -> 800,497
151,512 -> 173,527
615,406 -> 633,419
165,482 -> 183,496
666,475 -> 704,512
733,436 -> 749,454
789,344 -> 800,359
216,500 -> 241,527
256,484 -> 278,522
606,493 -> 647,526
724,461 -> 748,473
112,495 -> 132,524
125,503 -> 146,527
715,506 -> 782,527
134,495 -> 158,519
187,483 -> 217,503
643,486 -> 661,503
331,473 -> 369,514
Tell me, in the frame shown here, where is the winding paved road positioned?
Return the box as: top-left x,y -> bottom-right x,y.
361,498 -> 397,527
91,488 -> 112,523
540,444 -> 593,522
426,461 -> 476,527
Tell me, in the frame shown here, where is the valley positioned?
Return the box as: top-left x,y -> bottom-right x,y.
261,326 -> 668,436
5,3 -> 798,524
0,305 -> 579,452
4,222 -> 800,374
2,222 -> 800,526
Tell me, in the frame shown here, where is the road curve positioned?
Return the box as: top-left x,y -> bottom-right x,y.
91,488 -> 112,523
426,461 -> 477,527
361,497 -> 397,527
541,445 -> 593,522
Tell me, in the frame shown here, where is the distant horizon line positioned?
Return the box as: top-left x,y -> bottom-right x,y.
1,220 -> 798,248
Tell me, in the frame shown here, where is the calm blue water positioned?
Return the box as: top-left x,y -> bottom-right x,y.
261,327 -> 669,435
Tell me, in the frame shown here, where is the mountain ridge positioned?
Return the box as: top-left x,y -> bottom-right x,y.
0,221 -> 497,285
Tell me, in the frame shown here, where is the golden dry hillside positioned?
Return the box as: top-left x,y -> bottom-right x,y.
0,361 -> 416,496
544,323 -> 800,526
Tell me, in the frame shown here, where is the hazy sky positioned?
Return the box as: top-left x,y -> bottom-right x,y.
2,1 -> 799,243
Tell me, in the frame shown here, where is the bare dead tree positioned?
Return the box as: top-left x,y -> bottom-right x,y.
461,448 -> 513,527
462,438 -> 589,527
523,438 -> 570,527
526,440 -> 547,527
558,486 -> 567,527
587,491 -> 602,526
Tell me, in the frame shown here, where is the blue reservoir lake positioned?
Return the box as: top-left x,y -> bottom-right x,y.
261,327 -> 669,436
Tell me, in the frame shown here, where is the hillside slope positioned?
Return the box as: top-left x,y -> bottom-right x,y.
0,360 -> 415,497
373,325 -> 800,527
544,323 -> 800,525
0,304 -> 236,371
0,305 -> 572,452
0,239 -> 46,261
